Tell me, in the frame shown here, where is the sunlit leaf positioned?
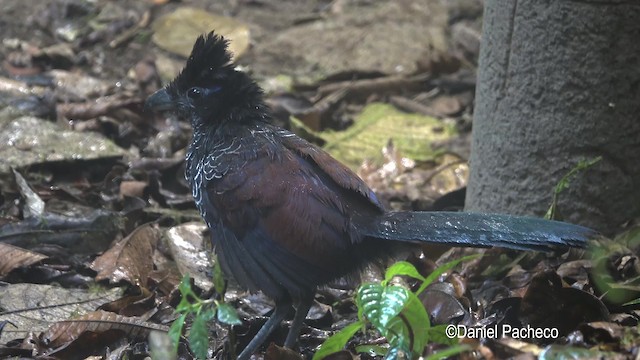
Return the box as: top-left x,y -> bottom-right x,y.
355,344 -> 387,357
216,302 -> 242,325
384,261 -> 425,285
322,103 -> 456,169
357,284 -> 409,331
90,223 -> 160,285
382,290 -> 432,356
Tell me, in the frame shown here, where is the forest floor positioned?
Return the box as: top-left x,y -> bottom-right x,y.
0,1 -> 637,359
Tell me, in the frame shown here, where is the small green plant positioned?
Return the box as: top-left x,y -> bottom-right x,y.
169,260 -> 241,359
313,256 -> 479,360
590,226 -> 640,306
545,156 -> 601,220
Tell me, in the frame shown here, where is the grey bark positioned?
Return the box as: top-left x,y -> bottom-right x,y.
466,0 -> 640,235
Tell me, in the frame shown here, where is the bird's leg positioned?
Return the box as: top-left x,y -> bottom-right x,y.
284,295 -> 314,349
237,299 -> 292,360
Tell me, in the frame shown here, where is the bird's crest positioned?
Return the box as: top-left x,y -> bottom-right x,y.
170,32 -> 234,92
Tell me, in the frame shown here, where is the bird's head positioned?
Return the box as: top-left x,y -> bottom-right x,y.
145,32 -> 267,130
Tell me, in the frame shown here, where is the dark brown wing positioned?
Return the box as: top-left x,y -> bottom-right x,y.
200,128 -> 384,299
276,128 -> 385,212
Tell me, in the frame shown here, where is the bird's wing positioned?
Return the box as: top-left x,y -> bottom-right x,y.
276,128 -> 386,212
199,132 -> 382,297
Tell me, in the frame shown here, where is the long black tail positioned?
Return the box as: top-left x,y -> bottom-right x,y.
360,212 -> 596,251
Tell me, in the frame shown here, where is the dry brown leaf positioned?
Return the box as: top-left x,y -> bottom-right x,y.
90,223 -> 160,286
430,95 -> 463,117
0,243 -> 48,276
148,267 -> 182,297
0,284 -> 122,345
99,286 -> 155,317
520,270 -> 609,336
56,95 -> 140,120
265,343 -> 304,360
40,309 -> 169,348
580,321 -> 625,343
119,180 -> 148,198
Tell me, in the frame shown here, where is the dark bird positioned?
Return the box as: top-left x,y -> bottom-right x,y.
146,32 -> 595,359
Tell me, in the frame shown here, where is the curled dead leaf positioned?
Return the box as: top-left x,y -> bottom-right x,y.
90,223 -> 160,286
40,309 -> 169,349
0,243 -> 48,276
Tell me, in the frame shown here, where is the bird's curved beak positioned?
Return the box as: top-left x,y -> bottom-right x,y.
144,89 -> 174,112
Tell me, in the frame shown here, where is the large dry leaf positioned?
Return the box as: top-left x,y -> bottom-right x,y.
0,210 -> 121,255
91,223 -> 160,286
99,286 -> 155,317
48,70 -> 114,99
322,103 -> 456,169
152,7 -> 250,59
165,222 -> 212,290
0,284 -> 121,345
40,309 -> 169,349
0,243 -> 48,276
0,116 -> 126,175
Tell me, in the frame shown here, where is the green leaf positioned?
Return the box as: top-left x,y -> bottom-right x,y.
384,315 -> 412,354
200,308 -> 215,321
216,302 -> 242,325
178,274 -> 194,297
313,321 -> 363,360
401,291 -> 431,350
347,260 -> 479,358
355,344 -> 387,357
417,254 -> 482,295
545,156 -> 601,220
176,274 -> 201,313
213,255 -> 226,295
189,312 -> 210,359
425,325 -> 458,346
168,313 -> 186,351
175,295 -> 193,313
553,156 -> 602,195
384,261 -> 425,285
357,284 -> 410,331
623,297 -> 640,306
383,290 -> 431,356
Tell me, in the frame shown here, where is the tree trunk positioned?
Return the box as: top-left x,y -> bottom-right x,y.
466,0 -> 640,235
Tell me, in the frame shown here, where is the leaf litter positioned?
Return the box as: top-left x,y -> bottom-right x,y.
0,0 -> 637,359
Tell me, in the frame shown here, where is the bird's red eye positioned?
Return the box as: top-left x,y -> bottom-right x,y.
187,87 -> 203,99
